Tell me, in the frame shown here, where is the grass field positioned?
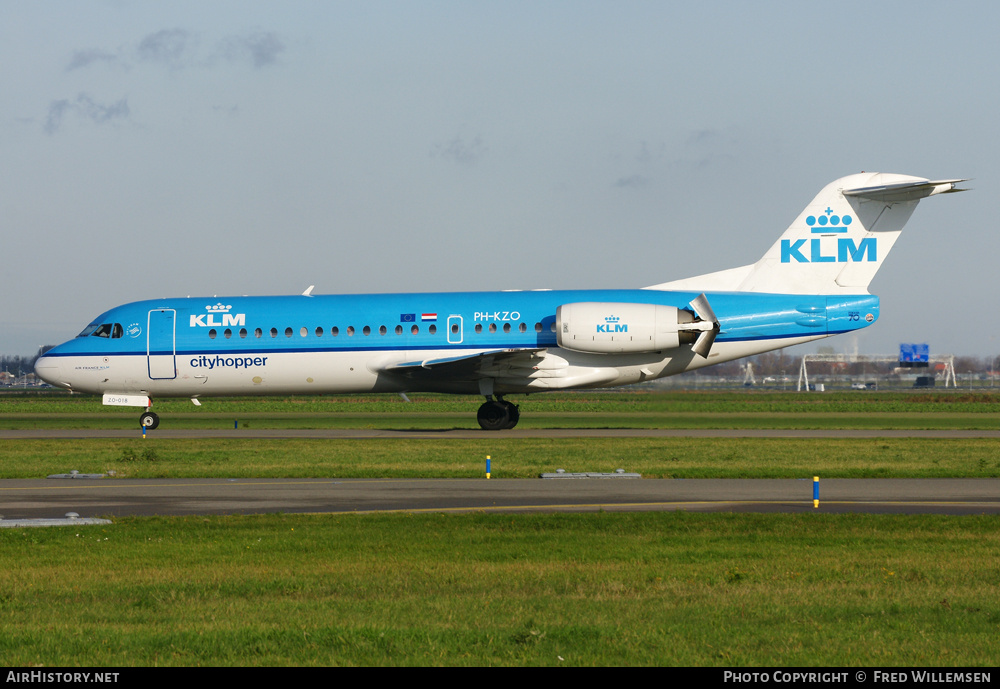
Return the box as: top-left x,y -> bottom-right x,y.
2,512 -> 998,666
2,390 -> 999,666
4,389 -> 1000,430
2,437 -> 1000,479
3,389 -> 1000,480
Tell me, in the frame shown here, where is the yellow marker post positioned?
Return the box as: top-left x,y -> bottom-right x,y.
486,455 -> 491,479
813,476 -> 819,508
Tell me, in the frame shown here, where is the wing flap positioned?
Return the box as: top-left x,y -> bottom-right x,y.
387,348 -> 545,373
383,348 -> 548,388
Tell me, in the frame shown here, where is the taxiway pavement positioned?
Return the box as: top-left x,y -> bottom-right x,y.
2,477 -> 998,520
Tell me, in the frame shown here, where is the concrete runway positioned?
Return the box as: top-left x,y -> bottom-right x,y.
2,476 -> 999,520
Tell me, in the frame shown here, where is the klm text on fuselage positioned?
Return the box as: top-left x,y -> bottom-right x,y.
190,313 -> 246,327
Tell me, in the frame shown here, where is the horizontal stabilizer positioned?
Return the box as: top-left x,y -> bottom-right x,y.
843,179 -> 969,202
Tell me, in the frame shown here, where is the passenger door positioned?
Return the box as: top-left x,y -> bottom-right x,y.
147,309 -> 177,379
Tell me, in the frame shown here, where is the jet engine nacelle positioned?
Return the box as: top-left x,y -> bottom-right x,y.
556,302 -> 698,354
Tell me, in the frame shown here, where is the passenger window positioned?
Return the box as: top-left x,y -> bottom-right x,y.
270,328 -> 278,338
489,323 -> 496,333
224,329 -> 232,339
347,326 -> 355,336
519,323 -> 526,333
332,327 -> 339,337
315,327 -> 323,337
240,328 -> 248,338
535,323 -> 543,332
300,327 -> 308,337
255,328 -> 263,338
209,329 -> 217,340
451,324 -> 459,334
363,326 -> 371,336
285,327 -> 293,338
429,325 -> 437,335
379,325 -> 387,335
503,323 -> 511,333
395,325 -> 403,335
475,324 -> 482,334
411,325 -> 419,335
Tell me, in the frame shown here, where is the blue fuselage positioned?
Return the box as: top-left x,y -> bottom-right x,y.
35,289 -> 879,397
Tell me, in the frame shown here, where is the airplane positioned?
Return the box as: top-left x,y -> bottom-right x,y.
34,172 -> 966,430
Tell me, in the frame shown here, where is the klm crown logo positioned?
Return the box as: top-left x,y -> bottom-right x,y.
782,207 -> 876,264
807,208 -> 853,233
206,303 -> 232,313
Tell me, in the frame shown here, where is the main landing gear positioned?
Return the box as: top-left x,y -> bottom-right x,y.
140,410 -> 160,430
477,396 -> 520,431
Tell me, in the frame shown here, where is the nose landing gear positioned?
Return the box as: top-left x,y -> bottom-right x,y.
140,411 -> 160,430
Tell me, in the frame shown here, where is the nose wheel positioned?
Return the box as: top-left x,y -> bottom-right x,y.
477,397 -> 519,430
140,411 -> 160,430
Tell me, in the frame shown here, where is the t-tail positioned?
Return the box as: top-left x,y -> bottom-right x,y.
648,173 -> 968,295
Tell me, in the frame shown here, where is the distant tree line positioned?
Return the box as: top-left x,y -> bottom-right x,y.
687,353 -> 996,380
1,354 -> 41,377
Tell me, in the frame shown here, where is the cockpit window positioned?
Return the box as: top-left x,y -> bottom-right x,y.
79,323 -> 124,338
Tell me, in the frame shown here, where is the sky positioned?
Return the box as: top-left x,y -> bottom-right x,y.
3,1 -> 998,359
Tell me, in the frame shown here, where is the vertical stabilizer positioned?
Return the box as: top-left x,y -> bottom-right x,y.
647,173 -> 966,295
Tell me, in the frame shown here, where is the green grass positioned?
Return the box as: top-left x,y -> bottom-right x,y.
1,512 -> 998,666
3,390 -> 999,666
3,390 -> 1000,430
3,390 -> 1000,479
3,437 -> 1000,479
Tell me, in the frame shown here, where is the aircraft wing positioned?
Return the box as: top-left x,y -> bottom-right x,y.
382,348 -> 547,393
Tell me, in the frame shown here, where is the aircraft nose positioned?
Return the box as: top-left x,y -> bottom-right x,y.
34,353 -> 71,390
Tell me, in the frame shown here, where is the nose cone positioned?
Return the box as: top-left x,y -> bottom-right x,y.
34,351 -> 71,390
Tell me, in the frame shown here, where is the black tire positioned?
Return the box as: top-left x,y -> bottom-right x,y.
140,411 -> 160,430
477,400 -> 510,431
500,400 -> 520,429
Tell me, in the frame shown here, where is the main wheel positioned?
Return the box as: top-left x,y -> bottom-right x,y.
477,400 -> 510,431
500,400 -> 520,429
140,411 -> 160,430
